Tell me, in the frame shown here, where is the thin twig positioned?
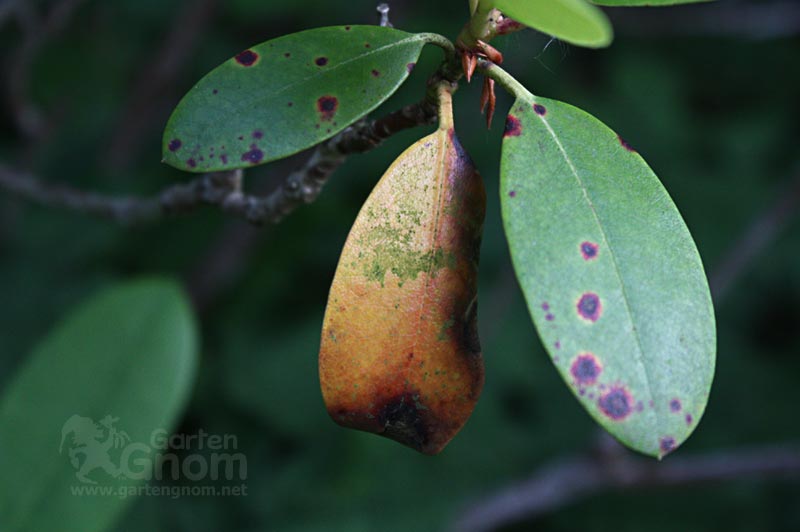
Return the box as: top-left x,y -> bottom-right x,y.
608,1 -> 800,40
451,437 -> 800,532
710,168 -> 800,301
4,0 -> 89,139
0,97 -> 438,225
103,0 -> 220,171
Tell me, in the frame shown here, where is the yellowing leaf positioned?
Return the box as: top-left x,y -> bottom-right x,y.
319,90 -> 486,454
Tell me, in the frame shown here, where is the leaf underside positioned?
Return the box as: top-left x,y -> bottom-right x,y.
491,0 -> 613,48
163,26 -> 427,173
0,279 -> 198,532
319,125 -> 486,455
500,94 -> 715,458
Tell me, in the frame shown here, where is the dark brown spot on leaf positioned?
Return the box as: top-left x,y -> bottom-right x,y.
577,292 -> 602,322
317,95 -> 338,121
598,386 -> 633,421
235,49 -> 258,66
168,139 -> 182,152
371,69 -> 380,77
377,393 -> 430,453
504,115 -> 522,137
315,56 -> 328,66
570,353 -> 602,386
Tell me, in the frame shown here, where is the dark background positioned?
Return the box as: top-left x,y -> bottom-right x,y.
1,0 -> 799,530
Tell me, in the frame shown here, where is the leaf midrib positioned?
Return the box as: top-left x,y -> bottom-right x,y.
529,97 -> 662,431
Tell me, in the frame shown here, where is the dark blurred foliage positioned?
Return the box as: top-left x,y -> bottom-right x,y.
1,0 -> 799,530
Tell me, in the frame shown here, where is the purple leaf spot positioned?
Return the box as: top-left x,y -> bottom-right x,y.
220,154 -> 228,164
580,241 -> 599,260
533,103 -> 547,116
545,313 -> 555,321
186,158 -> 197,169
577,292 -> 602,322
660,436 -> 676,456
598,386 -> 633,421
253,130 -> 264,139
235,49 -> 259,66
168,139 -> 182,152
618,134 -> 637,152
685,413 -> 693,425
554,341 -> 561,350
504,115 -> 522,137
241,145 -> 263,164
570,353 -> 602,386
541,302 -> 550,311
508,190 -> 517,198
407,62 -> 416,73
212,89 -> 218,95
670,398 -> 682,413
317,95 -> 338,121
371,69 -> 381,77
315,56 -> 328,67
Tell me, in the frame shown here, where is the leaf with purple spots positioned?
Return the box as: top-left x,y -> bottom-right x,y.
163,26 -> 436,173
499,87 -> 716,458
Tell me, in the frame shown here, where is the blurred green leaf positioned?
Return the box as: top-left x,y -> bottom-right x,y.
500,89 -> 715,457
491,0 -> 613,48
163,26 -> 430,173
591,0 -> 714,6
0,279 -> 199,532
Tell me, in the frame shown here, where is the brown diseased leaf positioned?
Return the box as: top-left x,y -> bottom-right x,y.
319,123 -> 486,455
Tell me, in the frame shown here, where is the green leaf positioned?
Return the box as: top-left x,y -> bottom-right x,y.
163,26 -> 430,173
0,279 -> 199,532
591,0 -> 714,6
499,90 -> 715,458
490,0 -> 613,48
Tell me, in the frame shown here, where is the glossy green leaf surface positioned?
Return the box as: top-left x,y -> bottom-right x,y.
591,0 -> 713,6
500,91 -> 715,458
0,279 -> 198,532
491,0 -> 613,48
163,26 -> 429,173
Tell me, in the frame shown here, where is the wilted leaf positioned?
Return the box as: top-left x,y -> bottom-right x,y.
163,26 -> 430,172
319,89 -> 486,455
500,90 -> 715,457
0,279 -> 198,532
490,0 -> 613,48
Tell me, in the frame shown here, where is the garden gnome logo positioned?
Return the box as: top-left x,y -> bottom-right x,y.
59,414 -> 130,484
